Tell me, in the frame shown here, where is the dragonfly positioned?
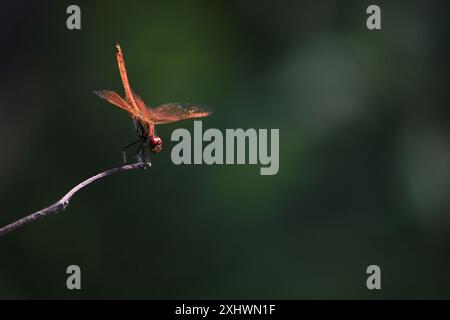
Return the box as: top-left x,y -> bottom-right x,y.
95,43 -> 211,164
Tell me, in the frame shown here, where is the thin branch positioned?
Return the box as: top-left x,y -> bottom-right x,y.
0,162 -> 150,237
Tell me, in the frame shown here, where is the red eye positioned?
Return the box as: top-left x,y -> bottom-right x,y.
149,136 -> 163,153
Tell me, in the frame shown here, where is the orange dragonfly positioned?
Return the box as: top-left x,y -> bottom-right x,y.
95,43 -> 211,164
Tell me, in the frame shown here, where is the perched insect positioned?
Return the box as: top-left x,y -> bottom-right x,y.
95,43 -> 211,164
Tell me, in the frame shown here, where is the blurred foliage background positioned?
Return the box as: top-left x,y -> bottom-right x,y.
0,0 -> 449,299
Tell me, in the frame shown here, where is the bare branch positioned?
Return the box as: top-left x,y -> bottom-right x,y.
0,162 -> 150,237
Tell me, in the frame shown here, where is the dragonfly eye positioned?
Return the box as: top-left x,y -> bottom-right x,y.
149,136 -> 163,153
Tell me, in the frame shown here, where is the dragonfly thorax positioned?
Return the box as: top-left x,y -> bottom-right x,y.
149,136 -> 163,153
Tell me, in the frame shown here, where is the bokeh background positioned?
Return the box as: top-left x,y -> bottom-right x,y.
0,0 -> 449,299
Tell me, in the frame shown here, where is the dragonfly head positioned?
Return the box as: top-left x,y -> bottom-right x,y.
149,136 -> 163,153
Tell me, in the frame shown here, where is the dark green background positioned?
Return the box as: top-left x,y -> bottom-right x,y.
0,0 -> 449,299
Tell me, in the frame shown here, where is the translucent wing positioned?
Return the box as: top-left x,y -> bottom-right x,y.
132,90 -> 153,117
132,90 -> 147,110
94,90 -> 152,126
94,90 -> 132,113
150,103 -> 212,124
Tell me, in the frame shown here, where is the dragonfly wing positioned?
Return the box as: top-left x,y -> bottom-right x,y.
132,90 -> 152,115
131,90 -> 157,126
94,90 -> 151,126
94,90 -> 133,113
150,103 -> 211,124
132,90 -> 146,109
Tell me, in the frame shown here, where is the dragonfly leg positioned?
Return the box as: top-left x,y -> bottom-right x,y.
135,140 -> 151,166
122,139 -> 142,164
141,142 -> 151,166
135,141 -> 145,163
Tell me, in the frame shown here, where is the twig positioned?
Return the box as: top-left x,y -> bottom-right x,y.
0,162 -> 150,237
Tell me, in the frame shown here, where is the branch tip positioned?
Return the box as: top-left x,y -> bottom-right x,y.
0,162 -> 149,237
